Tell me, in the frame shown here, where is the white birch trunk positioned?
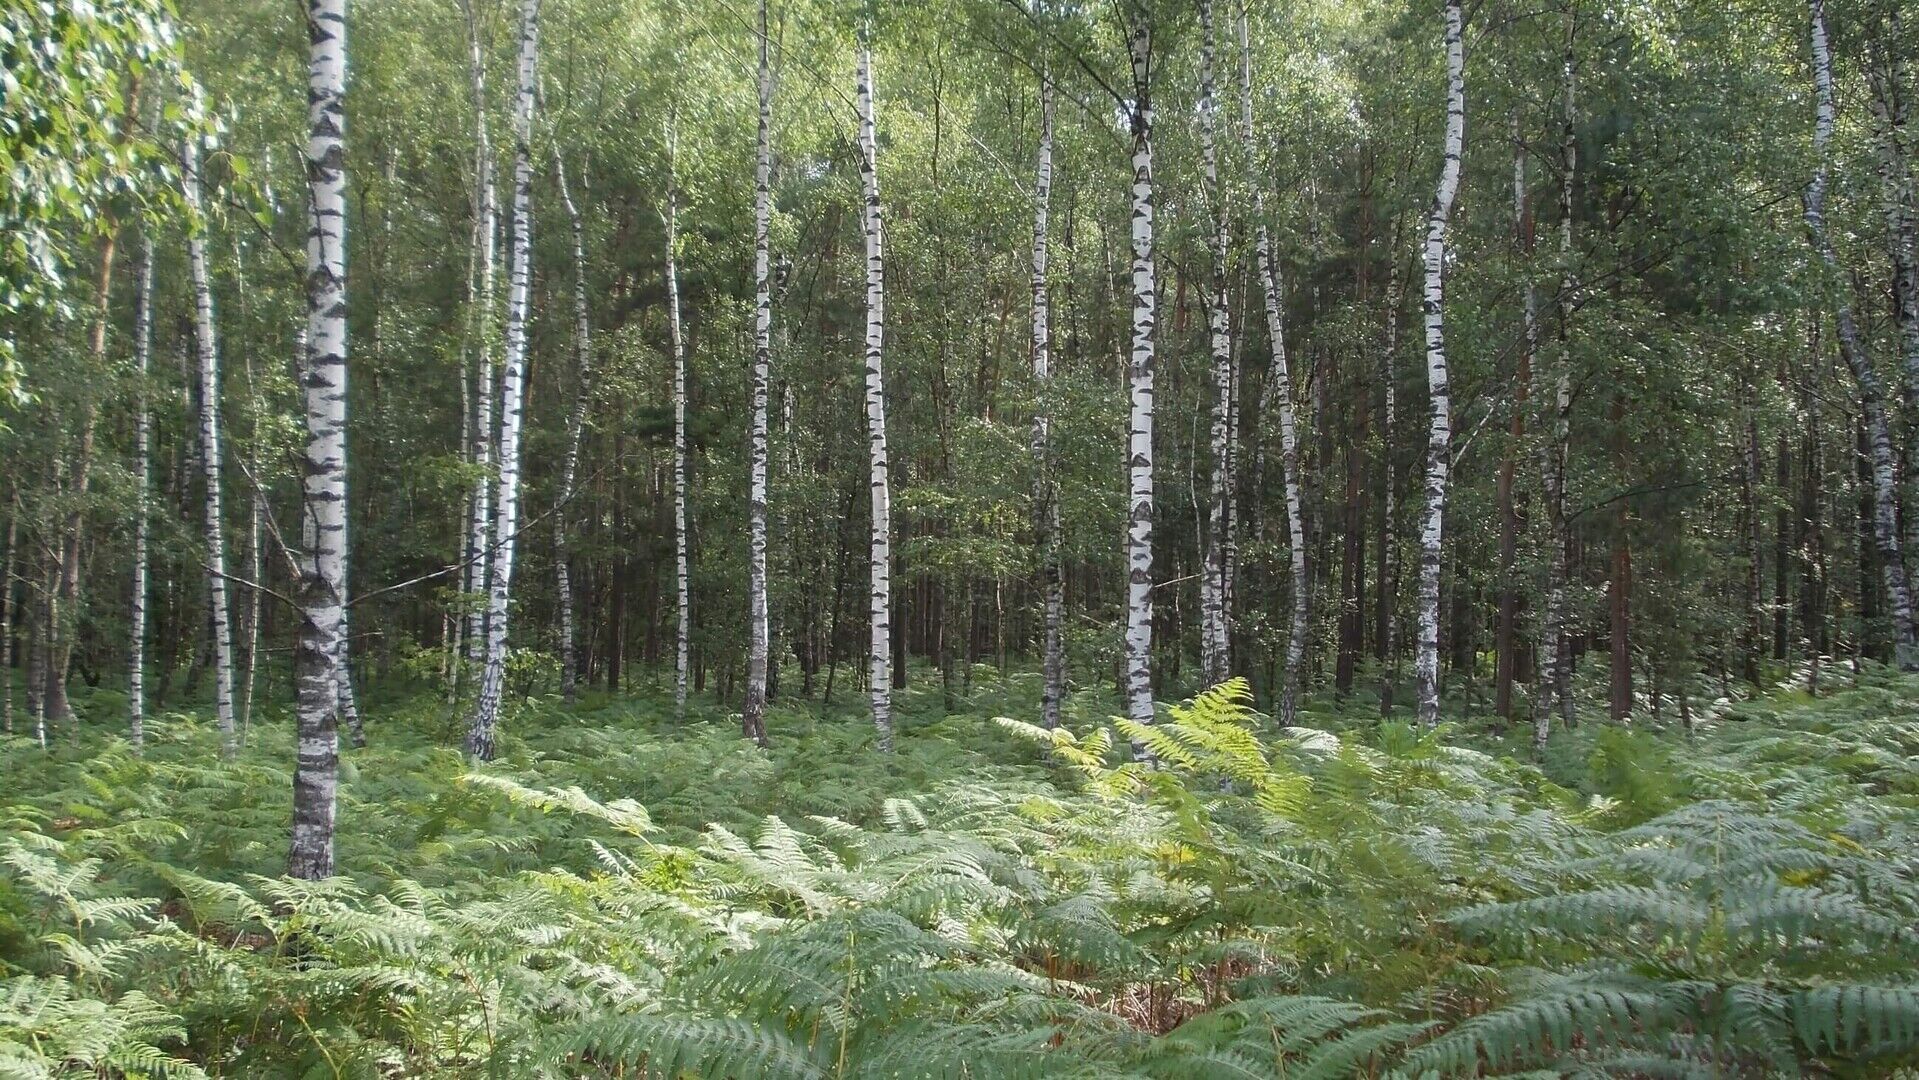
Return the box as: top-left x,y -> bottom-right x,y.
1807,0 -> 1919,668
858,35 -> 894,750
1380,254 -> 1402,713
666,128 -> 691,721
1866,51 -> 1919,568
740,0 -> 772,747
467,0 -> 541,757
130,239 -> 154,751
461,0 -> 496,671
1123,19 -> 1158,734
555,152 -> 590,708
1236,4 -> 1307,724
289,0 -> 348,879
1534,19 -> 1578,748
1031,71 -> 1064,731
1198,0 -> 1232,687
182,139 -> 239,754
3,496 -> 17,737
1415,0 -> 1465,727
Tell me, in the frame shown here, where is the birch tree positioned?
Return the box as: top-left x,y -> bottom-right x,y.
666,130 -> 691,722
1415,0 -> 1464,727
1198,0 -> 1231,687
466,0 -> 542,758
182,138 -> 239,754
1236,2 -> 1306,725
1806,0 -> 1918,669
740,0 -> 772,748
288,0 -> 349,879
1122,14 -> 1157,734
554,151 -> 590,707
460,0 -> 496,673
1030,68 -> 1063,731
3,496 -> 16,736
130,238 -> 154,751
1534,13 -> 1578,749
858,31 -> 894,751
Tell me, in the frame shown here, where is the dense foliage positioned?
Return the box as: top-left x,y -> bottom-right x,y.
4,671 -> 1918,1076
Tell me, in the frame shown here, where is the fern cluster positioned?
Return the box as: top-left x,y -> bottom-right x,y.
3,670 -> 1916,1076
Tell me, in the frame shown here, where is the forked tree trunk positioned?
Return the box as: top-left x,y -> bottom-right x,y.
1415,0 -> 1465,728
288,0 -> 349,880
858,33 -> 894,751
1030,70 -> 1064,730
554,151 -> 591,708
182,139 -> 239,754
467,0 -> 542,758
1807,0 -> 1919,669
1236,3 -> 1307,724
130,240 -> 154,750
1122,16 -> 1158,736
740,0 -> 772,747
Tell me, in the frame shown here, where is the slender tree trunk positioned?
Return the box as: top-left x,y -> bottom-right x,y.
46,232 -> 118,723
1198,0 -> 1232,686
1122,16 -> 1158,736
183,139 -> 239,753
2,494 -> 17,737
129,240 -> 154,750
1533,16 -> 1578,751
666,128 -> 691,721
1236,3 -> 1306,724
1497,111 -> 1535,722
1030,71 -> 1064,730
467,0 -> 542,758
1866,37 -> 1919,569
1741,395 -> 1763,685
1416,0 -> 1465,728
240,494 -> 262,731
1807,0 -> 1919,669
1378,253 -> 1402,713
1804,332 -> 1828,692
858,34 -> 894,751
554,152 -> 591,708
288,0 -> 348,880
460,0 -> 496,673
740,0 -> 773,748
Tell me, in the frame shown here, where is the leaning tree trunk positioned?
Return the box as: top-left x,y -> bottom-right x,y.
1030,71 -> 1064,731
1866,45 -> 1919,569
460,0 -> 496,674
182,139 -> 239,754
1415,0 -> 1465,728
1198,0 -> 1232,687
1807,0 -> 1919,669
1121,17 -> 1158,738
858,33 -> 894,751
288,0 -> 349,880
130,239 -> 154,751
665,129 -> 691,721
1533,17 -> 1578,750
554,152 -> 591,708
1237,3 -> 1307,724
739,0 -> 772,748
467,0 -> 542,758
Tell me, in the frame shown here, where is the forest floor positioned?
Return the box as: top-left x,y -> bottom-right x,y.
3,663 -> 1917,1076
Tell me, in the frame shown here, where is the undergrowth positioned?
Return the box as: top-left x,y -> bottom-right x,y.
2,666 -> 1917,1077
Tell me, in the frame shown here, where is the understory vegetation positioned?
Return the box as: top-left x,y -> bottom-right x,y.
4,668 -> 1917,1078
